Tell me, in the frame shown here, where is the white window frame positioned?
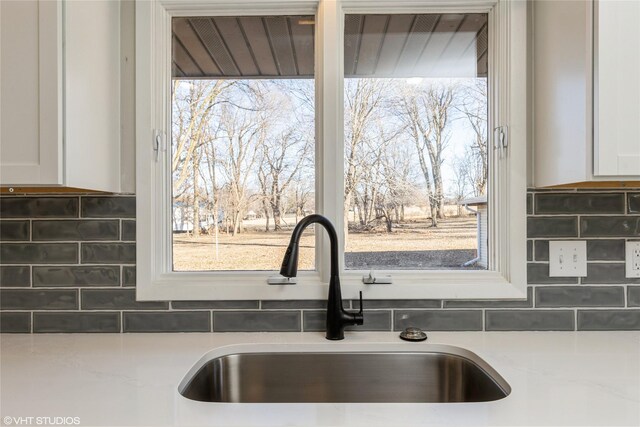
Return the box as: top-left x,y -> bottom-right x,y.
136,0 -> 527,301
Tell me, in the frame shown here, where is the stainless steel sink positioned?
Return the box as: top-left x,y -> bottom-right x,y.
179,345 -> 510,403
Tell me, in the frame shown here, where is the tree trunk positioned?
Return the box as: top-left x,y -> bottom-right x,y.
192,153 -> 200,237
261,198 -> 270,231
385,212 -> 393,232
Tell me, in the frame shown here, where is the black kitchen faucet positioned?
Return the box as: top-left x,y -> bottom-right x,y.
279,214 -> 364,340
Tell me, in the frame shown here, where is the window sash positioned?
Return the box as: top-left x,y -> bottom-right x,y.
135,0 -> 527,301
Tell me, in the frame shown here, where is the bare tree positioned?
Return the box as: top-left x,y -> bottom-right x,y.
398,82 -> 456,226
451,155 -> 472,216
172,80 -> 235,237
458,79 -> 488,196
344,79 -> 389,238
217,104 -> 264,235
261,128 -> 312,230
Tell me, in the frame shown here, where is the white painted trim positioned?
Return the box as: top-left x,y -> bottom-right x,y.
39,0 -> 64,185
160,0 -> 317,16
136,0 -> 528,301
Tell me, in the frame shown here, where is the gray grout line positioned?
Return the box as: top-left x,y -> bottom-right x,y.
577,214 -> 581,238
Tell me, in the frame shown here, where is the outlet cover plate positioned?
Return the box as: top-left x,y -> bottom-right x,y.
626,241 -> 640,278
549,241 -> 587,277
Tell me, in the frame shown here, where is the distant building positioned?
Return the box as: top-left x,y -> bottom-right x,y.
458,196 -> 488,268
172,202 -> 223,233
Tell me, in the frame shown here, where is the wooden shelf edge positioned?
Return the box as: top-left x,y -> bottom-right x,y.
0,186 -> 112,195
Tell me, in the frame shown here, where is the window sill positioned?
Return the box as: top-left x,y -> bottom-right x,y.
136,271 -> 527,301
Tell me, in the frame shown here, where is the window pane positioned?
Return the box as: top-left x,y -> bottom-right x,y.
343,13 -> 489,270
171,16 -> 315,271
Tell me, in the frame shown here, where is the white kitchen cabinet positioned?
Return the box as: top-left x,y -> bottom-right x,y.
593,0 -> 640,177
533,0 -> 640,187
0,0 -> 133,192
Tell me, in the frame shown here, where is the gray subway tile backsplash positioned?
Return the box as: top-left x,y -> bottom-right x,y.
581,216 -> 640,237
582,263 -> 640,284
485,310 -> 575,331
33,266 -> 120,287
0,266 -> 30,287
527,263 -> 578,284
122,266 -> 136,286
123,311 -> 210,332
628,193 -> 640,214
2,190 -> 640,333
577,310 -> 640,330
586,239 -> 626,261
81,289 -> 169,310
0,312 -> 31,333
535,286 -> 624,308
0,289 -> 78,310
0,220 -> 29,240
81,243 -> 135,264
628,287 -> 640,307
34,312 -> 120,333
213,311 -> 300,332
304,310 -> 391,331
121,220 -> 136,241
0,197 -> 78,218
81,197 -> 135,218
32,220 -> 119,241
0,243 -> 78,264
533,240 -> 549,261
527,217 -> 578,238
394,310 -> 483,331
534,193 -> 625,214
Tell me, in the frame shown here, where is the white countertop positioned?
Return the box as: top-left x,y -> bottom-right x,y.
1,332 -> 639,427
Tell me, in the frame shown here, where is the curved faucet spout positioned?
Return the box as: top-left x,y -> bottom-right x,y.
279,214 -> 363,340
280,214 -> 339,278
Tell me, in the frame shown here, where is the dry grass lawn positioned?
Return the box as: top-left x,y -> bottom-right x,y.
173,216 -> 479,271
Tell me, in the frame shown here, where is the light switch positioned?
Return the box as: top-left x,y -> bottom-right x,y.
549,241 -> 587,277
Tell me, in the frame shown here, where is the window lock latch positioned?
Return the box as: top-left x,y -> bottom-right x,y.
267,275 -> 298,285
153,130 -> 166,162
494,125 -> 508,158
362,271 -> 393,285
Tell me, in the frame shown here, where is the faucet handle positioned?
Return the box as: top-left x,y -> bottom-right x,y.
354,291 -> 364,325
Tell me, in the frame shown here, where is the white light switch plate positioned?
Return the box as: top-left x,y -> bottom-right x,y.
549,241 -> 587,277
626,241 -> 640,278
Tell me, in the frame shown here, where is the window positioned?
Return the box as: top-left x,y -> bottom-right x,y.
136,0 -> 527,301
170,15 -> 316,272
342,13 -> 490,271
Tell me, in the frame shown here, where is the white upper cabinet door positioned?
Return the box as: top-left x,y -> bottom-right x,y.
0,0 -> 127,192
64,0 -> 121,192
533,0 -> 592,187
594,0 -> 640,176
0,0 -> 63,185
